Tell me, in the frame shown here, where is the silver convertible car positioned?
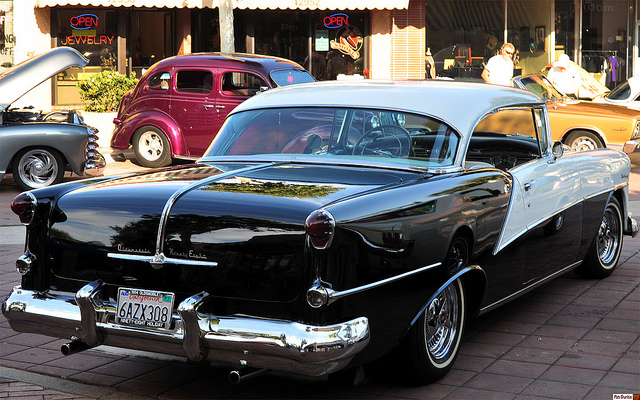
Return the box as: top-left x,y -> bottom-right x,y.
0,47 -> 105,190
3,80 -> 637,385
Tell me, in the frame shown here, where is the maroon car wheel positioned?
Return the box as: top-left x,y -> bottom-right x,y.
133,126 -> 172,168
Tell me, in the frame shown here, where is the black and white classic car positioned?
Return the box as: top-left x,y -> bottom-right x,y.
3,81 -> 637,384
0,47 -> 105,190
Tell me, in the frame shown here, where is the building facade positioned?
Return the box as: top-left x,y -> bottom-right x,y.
6,0 -> 638,110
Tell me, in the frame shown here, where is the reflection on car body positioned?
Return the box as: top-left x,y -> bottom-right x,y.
3,80 -> 637,386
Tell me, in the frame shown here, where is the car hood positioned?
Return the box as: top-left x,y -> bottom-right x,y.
46,161 -> 420,303
549,98 -> 640,118
542,60 -> 609,100
0,47 -> 88,111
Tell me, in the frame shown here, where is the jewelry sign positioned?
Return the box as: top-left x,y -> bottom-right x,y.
60,13 -> 115,46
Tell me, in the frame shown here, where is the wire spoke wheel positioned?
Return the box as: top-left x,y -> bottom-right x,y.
425,283 -> 460,363
596,204 -> 621,266
575,197 -> 623,279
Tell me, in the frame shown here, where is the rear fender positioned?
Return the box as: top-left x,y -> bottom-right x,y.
410,265 -> 486,328
110,111 -> 187,157
2,124 -> 89,175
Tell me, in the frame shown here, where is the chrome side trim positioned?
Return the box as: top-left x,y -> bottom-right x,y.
2,283 -> 370,377
479,260 -> 581,314
107,252 -> 219,267
318,262 -> 441,306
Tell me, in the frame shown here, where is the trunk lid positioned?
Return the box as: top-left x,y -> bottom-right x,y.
48,162 -> 418,303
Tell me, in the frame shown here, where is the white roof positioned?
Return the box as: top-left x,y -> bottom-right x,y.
232,80 -> 544,137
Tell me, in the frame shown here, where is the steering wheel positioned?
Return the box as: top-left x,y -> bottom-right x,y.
353,125 -> 411,158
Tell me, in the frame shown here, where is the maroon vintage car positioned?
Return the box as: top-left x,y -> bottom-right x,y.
110,53 -> 315,167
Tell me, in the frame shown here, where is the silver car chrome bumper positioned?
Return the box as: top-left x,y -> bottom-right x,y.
84,152 -> 106,177
2,282 -> 370,376
623,139 -> 640,154
627,215 -> 639,238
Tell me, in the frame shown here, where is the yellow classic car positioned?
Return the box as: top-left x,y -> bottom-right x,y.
512,74 -> 640,154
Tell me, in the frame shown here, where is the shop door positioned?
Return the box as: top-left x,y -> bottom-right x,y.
171,69 -> 217,157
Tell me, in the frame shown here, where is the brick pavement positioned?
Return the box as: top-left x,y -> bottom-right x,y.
1,239 -> 638,399
1,157 -> 639,398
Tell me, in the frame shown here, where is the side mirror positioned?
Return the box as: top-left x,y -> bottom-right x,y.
552,141 -> 564,158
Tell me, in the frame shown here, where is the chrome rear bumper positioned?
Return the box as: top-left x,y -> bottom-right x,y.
2,281 -> 369,377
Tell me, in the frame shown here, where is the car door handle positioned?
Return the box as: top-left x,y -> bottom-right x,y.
203,104 -> 215,110
215,105 -> 226,110
524,180 -> 537,191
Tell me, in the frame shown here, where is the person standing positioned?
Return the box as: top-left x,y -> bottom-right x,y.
547,54 -> 580,97
481,43 -> 515,86
326,51 -> 348,80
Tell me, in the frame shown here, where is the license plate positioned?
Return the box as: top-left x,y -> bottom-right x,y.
116,288 -> 175,329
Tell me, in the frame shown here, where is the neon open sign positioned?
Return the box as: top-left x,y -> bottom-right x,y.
324,13 -> 348,29
70,14 -> 99,30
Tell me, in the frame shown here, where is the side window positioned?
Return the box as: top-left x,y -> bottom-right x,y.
176,70 -> 213,94
221,72 -> 267,97
148,72 -> 170,91
467,108 -> 541,170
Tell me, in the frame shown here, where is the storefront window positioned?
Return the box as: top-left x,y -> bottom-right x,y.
193,9 -> 368,81
580,0 -> 630,89
57,9 -> 117,69
0,1 -> 14,69
55,9 -> 117,106
426,0 -> 552,78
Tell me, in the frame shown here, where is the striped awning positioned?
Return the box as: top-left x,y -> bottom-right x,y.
35,0 -> 410,10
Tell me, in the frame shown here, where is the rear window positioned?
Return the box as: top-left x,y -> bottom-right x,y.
176,70 -> 213,94
270,69 -> 316,87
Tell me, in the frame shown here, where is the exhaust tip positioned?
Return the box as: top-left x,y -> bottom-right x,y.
61,341 -> 90,356
229,367 -> 268,384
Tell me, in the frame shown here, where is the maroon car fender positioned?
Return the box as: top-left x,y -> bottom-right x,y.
110,110 -> 188,157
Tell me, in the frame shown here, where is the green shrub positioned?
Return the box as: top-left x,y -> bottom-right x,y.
77,70 -> 138,112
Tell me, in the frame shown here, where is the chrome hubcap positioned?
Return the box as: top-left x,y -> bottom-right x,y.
425,283 -> 459,362
17,150 -> 58,188
571,137 -> 597,152
597,207 -> 620,267
139,131 -> 164,161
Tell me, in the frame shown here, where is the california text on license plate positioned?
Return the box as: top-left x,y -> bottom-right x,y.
116,288 -> 175,329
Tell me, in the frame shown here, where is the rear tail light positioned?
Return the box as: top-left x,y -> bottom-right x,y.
11,192 -> 37,225
305,210 -> 335,250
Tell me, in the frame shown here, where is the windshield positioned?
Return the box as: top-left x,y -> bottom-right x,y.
605,81 -> 630,100
270,69 -> 316,87
205,107 -> 460,168
517,75 -> 564,101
